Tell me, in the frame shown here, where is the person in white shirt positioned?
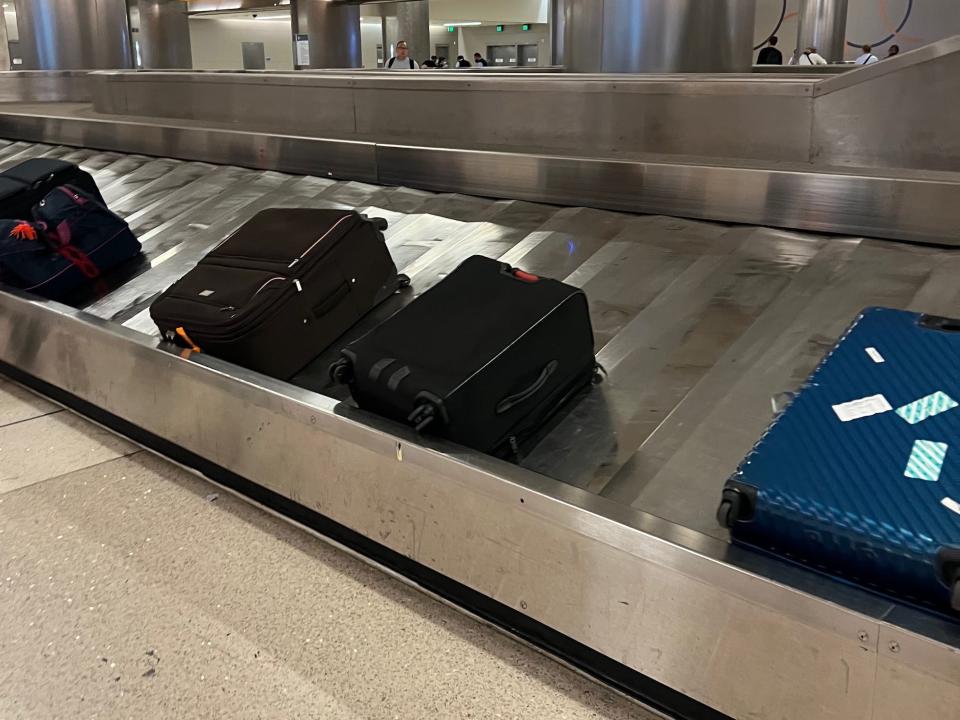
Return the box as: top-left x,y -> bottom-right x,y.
387,41 -> 419,70
797,47 -> 828,65
854,44 -> 879,65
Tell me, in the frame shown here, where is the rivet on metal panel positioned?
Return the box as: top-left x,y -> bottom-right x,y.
888,641 -> 901,653
396,442 -> 403,462
858,631 -> 869,643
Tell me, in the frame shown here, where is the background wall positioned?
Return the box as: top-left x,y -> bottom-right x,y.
428,25 -> 461,62
754,0 -> 960,62
460,24 -> 549,65
189,16 -> 293,70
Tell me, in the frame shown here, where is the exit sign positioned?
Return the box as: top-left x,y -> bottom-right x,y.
447,25 -> 455,33
496,25 -> 504,32
522,24 -> 531,31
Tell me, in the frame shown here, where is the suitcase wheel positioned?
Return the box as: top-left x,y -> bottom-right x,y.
717,497 -> 739,529
717,482 -> 757,528
408,402 -> 439,432
397,273 -> 411,289
329,358 -> 353,384
717,488 -> 747,528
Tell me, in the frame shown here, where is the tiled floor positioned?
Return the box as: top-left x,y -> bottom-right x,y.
0,381 -> 660,720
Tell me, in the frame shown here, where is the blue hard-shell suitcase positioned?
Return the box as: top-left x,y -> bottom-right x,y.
718,307 -> 960,613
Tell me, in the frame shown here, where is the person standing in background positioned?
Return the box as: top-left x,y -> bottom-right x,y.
457,55 -> 471,68
887,44 -> 901,58
473,53 -> 489,67
757,36 -> 783,65
387,41 -> 419,70
854,44 -> 879,65
798,47 -> 828,65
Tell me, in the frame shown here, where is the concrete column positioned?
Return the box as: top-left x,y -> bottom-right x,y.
796,0 -> 849,63
138,0 -> 192,69
550,0 -> 566,66
564,0 -> 756,73
13,0 -> 133,70
395,0 -> 429,64
382,14 -> 399,63
0,8 -> 11,71
290,0 -> 361,69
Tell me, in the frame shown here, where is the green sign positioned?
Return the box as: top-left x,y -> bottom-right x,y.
496,24 -> 504,32
447,25 -> 455,33
522,24 -> 531,31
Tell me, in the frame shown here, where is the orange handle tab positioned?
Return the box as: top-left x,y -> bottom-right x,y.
175,327 -> 202,353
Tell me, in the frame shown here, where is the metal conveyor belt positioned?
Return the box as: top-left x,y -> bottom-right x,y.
3,138 -> 960,540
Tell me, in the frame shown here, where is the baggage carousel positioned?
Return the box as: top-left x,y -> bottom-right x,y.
1,137 -> 958,720
3,43 -> 960,719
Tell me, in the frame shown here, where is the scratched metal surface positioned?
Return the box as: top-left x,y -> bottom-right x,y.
4,138 -> 960,539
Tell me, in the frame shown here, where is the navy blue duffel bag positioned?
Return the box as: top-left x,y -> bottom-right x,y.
0,185 -> 141,301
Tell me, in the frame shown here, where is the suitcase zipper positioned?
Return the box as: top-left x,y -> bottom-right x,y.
167,279 -> 298,344
288,214 -> 356,269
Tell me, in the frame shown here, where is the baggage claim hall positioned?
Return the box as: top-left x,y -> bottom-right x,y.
0,1 -> 958,719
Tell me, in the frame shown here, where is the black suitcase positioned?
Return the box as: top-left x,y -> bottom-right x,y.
331,255 -> 599,456
0,159 -> 105,220
150,208 -> 407,380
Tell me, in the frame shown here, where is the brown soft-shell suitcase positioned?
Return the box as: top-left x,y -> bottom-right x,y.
150,208 -> 407,379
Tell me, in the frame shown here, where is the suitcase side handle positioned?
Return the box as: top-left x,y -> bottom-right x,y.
495,360 -> 558,415
312,282 -> 351,319
919,314 -> 960,333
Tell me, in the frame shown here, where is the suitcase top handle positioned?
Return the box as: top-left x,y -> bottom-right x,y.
500,264 -> 540,283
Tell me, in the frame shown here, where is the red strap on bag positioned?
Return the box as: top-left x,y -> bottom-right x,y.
46,219 -> 101,280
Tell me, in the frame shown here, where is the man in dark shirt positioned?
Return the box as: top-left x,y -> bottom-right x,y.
757,36 -> 783,65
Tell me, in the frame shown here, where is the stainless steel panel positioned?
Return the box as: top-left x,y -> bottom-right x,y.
565,0 -> 756,73
0,71 -> 92,102
88,71 -> 813,163
873,622 -> 960,720
812,36 -> 960,171
93,73 -> 359,137
377,144 -> 960,245
72,33 -> 960,175
0,278 -> 958,720
138,0 -> 192,69
0,111 -> 378,182
3,105 -> 960,245
13,0 -> 133,70
796,0 -> 849,64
